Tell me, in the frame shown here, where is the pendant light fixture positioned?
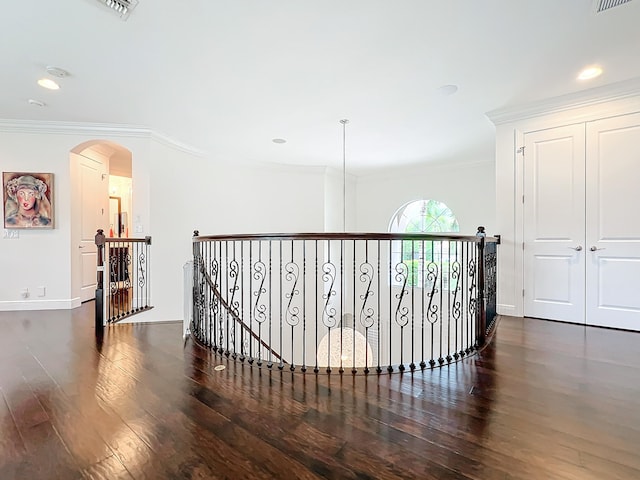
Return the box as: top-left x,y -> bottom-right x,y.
340,119 -> 349,232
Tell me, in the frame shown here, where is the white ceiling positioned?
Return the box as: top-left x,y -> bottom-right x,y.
2,0 -> 640,173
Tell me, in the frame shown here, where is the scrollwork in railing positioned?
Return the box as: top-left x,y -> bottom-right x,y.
192,251 -> 204,336
196,281 -> 205,335
252,260 -> 267,324
425,261 -> 440,324
190,231 -> 499,375
450,256 -> 462,361
284,261 -> 300,327
124,252 -> 133,291
97,234 -> 153,327
484,246 -> 498,333
108,254 -> 120,297
466,255 -> 477,352
194,251 -> 285,365
358,262 -> 375,330
208,258 -> 221,352
228,257 -> 240,357
228,258 -> 240,314
451,258 -> 462,322
137,251 -> 146,288
227,256 -> 240,358
322,261 -> 338,329
211,284 -> 219,350
485,252 -> 497,299
394,262 -> 409,328
467,257 -> 477,300
210,257 -> 219,292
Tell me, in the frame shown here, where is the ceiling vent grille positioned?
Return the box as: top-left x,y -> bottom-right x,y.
97,0 -> 138,20
594,0 -> 633,13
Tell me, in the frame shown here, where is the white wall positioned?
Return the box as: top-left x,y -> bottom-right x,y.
323,167 -> 357,232
0,130 -> 75,308
0,126 -> 153,311
134,146 -> 330,322
196,162 -> 327,235
0,121 -> 497,323
355,160 -> 496,235
0,123 -> 332,320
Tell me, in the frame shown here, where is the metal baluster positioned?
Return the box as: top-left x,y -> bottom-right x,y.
314,239 -> 319,374
302,240 -> 307,373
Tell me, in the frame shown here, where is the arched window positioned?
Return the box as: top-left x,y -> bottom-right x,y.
388,199 -> 460,287
389,199 -> 459,234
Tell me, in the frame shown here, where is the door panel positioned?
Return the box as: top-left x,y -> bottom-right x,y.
524,124 -> 586,323
79,159 -> 108,302
596,257 -> 640,309
586,113 -> 640,330
530,255 -> 573,303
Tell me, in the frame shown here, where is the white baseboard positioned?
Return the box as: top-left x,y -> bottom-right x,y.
0,298 -> 80,311
497,304 -> 518,317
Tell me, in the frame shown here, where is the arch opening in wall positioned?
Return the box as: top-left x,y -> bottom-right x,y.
388,199 -> 460,287
69,140 -> 133,305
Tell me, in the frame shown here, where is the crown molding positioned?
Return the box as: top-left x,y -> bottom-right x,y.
149,130 -> 207,157
0,119 -> 152,136
486,77 -> 640,125
0,119 -> 206,156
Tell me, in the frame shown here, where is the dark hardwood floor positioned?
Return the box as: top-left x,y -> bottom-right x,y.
1,304 -> 639,479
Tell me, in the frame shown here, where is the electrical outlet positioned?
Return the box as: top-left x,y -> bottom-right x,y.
37,286 -> 46,297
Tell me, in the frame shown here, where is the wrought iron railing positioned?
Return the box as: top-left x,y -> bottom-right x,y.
95,229 -> 153,328
190,229 -> 499,374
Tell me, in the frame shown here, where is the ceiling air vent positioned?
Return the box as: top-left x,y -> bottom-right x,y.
593,0 -> 633,13
97,0 -> 138,20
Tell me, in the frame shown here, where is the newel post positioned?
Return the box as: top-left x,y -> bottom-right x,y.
95,229 -> 106,330
192,230 -> 200,267
476,226 -> 487,347
192,230 -> 199,322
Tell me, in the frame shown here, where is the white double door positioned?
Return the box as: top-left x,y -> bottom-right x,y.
524,112 -> 640,331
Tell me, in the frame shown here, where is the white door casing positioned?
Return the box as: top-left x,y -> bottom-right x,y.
524,124 -> 586,323
586,113 -> 640,330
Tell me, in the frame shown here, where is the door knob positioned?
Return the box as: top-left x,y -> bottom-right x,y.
569,246 -> 583,251
590,246 -> 605,252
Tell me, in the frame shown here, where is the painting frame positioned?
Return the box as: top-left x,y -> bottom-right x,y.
3,172 -> 54,229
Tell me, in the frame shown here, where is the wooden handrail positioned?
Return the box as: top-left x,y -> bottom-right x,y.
195,257 -> 286,365
193,232 -> 500,243
190,226 -> 499,374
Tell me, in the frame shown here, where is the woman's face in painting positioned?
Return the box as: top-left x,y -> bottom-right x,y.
16,187 -> 37,212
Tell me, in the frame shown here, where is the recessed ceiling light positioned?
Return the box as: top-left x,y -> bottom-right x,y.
28,99 -> 46,107
37,78 -> 60,90
45,66 -> 70,78
272,138 -> 287,144
437,84 -> 458,96
578,65 -> 603,80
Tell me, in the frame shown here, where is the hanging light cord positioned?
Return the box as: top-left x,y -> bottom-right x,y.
340,119 -> 349,232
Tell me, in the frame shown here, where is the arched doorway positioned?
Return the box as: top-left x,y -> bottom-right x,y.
70,140 -> 133,304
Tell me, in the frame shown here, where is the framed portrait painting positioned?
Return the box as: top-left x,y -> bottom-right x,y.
3,172 -> 54,229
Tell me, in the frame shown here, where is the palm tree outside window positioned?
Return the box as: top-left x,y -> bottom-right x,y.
388,199 -> 459,287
